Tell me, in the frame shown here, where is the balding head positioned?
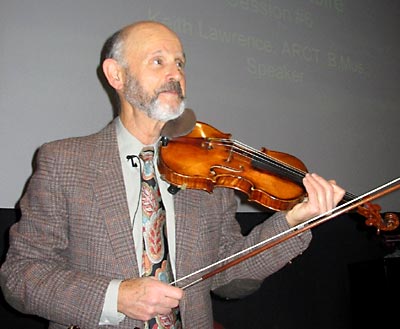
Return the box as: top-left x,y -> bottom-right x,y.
105,21 -> 183,67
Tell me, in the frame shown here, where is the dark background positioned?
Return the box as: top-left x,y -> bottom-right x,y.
1,209 -> 399,329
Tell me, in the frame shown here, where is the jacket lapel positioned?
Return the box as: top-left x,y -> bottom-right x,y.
91,121 -> 139,278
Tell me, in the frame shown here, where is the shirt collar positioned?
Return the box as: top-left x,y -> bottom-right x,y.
115,117 -> 143,157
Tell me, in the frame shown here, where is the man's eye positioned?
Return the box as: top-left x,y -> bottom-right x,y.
176,61 -> 185,69
153,58 -> 162,65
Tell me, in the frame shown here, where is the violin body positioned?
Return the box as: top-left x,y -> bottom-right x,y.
158,122 -> 308,211
158,120 -> 399,231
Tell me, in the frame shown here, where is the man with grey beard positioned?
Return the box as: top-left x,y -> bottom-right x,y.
0,21 -> 344,329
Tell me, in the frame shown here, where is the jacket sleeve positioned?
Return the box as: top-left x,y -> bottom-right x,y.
0,142 -> 111,328
211,188 -> 312,299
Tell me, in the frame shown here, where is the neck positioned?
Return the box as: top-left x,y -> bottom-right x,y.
120,105 -> 165,145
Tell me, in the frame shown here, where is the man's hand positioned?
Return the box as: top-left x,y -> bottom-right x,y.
118,277 -> 183,321
286,173 -> 345,227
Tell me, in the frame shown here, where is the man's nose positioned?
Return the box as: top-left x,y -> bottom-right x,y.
166,63 -> 184,82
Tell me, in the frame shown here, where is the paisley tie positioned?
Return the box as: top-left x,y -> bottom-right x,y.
139,147 -> 181,329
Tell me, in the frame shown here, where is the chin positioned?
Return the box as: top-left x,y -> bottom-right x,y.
152,100 -> 185,122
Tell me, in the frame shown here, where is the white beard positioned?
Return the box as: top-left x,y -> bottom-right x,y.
147,97 -> 186,122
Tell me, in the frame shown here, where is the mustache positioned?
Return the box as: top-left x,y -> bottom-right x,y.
156,81 -> 184,99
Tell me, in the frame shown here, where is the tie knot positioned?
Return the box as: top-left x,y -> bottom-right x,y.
139,146 -> 154,162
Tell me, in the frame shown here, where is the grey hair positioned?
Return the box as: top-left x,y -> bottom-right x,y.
103,29 -> 128,68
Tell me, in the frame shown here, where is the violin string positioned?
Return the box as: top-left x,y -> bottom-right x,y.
235,140 -> 305,180
170,177 -> 400,289
208,138 -> 307,182
234,142 -> 357,201
209,138 -> 357,201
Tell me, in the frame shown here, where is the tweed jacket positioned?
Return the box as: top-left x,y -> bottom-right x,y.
0,119 -> 311,329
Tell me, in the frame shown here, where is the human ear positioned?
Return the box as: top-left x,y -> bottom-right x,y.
102,58 -> 124,90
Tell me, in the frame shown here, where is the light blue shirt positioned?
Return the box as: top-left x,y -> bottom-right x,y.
100,117 -> 176,325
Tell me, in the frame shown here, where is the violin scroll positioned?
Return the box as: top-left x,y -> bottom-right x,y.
358,202 -> 399,233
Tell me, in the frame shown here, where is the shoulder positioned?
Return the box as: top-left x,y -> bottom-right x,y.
35,120 -> 118,171
39,120 -> 116,156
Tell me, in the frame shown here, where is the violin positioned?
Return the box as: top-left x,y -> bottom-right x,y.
158,121 -> 399,232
